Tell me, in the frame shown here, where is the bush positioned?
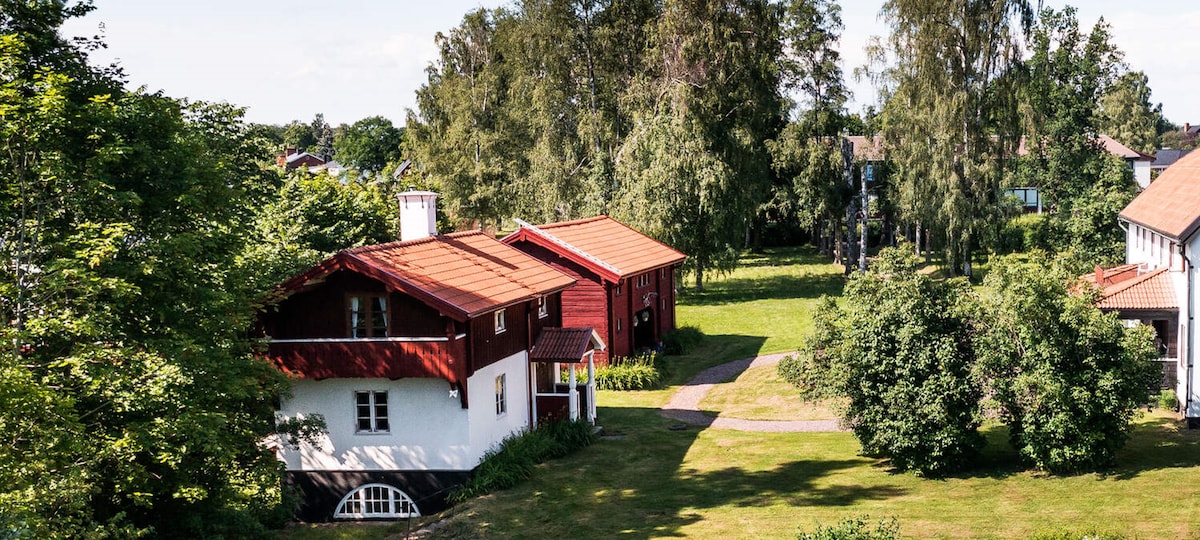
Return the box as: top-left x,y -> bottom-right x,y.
662,326 -> 704,355
595,353 -> 663,391
1027,528 -> 1127,540
449,419 -> 596,503
797,516 -> 900,540
1159,389 -> 1178,411
995,213 -> 1053,254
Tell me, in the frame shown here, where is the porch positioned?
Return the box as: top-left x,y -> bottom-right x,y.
529,327 -> 606,427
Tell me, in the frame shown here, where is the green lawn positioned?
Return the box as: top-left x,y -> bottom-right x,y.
699,364 -> 841,421
285,246 -> 1200,539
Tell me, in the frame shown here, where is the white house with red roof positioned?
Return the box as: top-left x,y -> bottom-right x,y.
502,216 -> 686,364
260,191 -> 604,521
1089,150 -> 1200,425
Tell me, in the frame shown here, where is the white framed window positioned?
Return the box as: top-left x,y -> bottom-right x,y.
616,318 -> 622,333
537,297 -> 548,319
355,391 -> 389,433
495,374 -> 506,416
636,274 -> 650,288
614,284 -> 622,296
494,309 -> 507,334
334,483 -> 420,519
348,294 -> 388,338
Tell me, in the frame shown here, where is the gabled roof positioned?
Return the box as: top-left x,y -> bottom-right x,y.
286,151 -> 324,164
501,216 -> 686,283
847,135 -> 884,161
529,327 -> 606,363
1152,148 -> 1193,169
1119,149 -> 1200,240
1098,135 -> 1154,162
270,231 -> 575,321
1082,266 -> 1177,312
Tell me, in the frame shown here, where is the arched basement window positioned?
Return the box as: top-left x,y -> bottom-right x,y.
333,483 -> 420,519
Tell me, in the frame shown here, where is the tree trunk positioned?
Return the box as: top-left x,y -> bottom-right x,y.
694,266 -> 704,291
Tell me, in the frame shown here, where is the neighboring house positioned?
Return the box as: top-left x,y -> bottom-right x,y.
276,147 -> 326,170
502,216 -> 686,364
1087,149 -> 1200,426
1151,148 -> 1194,178
1097,134 -> 1155,189
261,191 -> 604,521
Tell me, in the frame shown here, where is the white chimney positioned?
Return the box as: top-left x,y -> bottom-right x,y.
397,189 -> 438,242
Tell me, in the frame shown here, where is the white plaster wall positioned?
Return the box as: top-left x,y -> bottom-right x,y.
465,351 -> 531,466
1185,235 -> 1200,418
1134,161 -> 1152,190
276,378 -> 472,471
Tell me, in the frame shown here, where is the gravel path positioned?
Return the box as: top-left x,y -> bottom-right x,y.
660,352 -> 844,432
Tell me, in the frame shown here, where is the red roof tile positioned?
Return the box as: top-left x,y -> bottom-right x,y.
529,327 -> 606,363
502,216 -> 686,283
1119,149 -> 1200,240
1087,267 -> 1177,312
273,231 -> 575,321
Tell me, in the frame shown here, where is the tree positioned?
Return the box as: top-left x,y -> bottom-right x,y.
1097,71 -> 1162,155
976,256 -> 1159,472
612,0 -> 785,289
784,247 -> 984,475
332,115 -> 403,173
1,3 -> 290,536
879,0 -> 1033,276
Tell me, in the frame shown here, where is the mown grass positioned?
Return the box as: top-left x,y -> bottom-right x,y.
699,364 -> 841,421
289,246 -> 1200,539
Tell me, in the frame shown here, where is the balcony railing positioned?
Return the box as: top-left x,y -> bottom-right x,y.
264,335 -> 467,383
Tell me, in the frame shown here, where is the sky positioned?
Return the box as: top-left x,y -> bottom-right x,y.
61,1 -> 1200,129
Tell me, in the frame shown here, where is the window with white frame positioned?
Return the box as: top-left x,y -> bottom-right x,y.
334,483 -> 419,519
495,374 -> 506,416
616,317 -> 622,333
355,391 -> 389,433
537,297 -> 548,319
614,284 -> 622,296
636,274 -> 650,288
348,295 -> 388,338
494,309 -> 506,334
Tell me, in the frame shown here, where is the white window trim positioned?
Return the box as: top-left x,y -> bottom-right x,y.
354,390 -> 389,434
494,309 -> 507,334
333,483 -> 420,519
495,374 -> 507,417
537,297 -> 548,319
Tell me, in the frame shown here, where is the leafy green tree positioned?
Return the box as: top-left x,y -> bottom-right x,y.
0,3 -> 290,537
1097,71 -> 1163,155
332,115 -> 403,173
282,119 -> 316,152
788,247 -> 984,475
613,0 -> 785,288
879,0 -> 1032,276
240,171 -> 397,294
976,256 -> 1159,473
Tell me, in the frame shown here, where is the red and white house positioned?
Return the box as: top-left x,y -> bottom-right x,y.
260,191 -> 604,521
502,216 -> 686,364
1086,150 -> 1200,425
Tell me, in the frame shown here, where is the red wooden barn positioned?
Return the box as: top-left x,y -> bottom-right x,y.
502,216 -> 686,363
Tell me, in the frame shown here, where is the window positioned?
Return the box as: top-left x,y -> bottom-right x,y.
614,284 -> 622,296
495,374 -> 506,416
494,309 -> 507,334
616,318 -> 622,333
348,295 -> 388,338
537,297 -> 548,319
334,483 -> 419,519
636,274 -> 651,288
355,391 -> 389,433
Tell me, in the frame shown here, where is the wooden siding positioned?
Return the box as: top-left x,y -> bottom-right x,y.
468,303 -> 528,375
267,338 -> 466,383
529,292 -> 563,340
512,241 -> 614,363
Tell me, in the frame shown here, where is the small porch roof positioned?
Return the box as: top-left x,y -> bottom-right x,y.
1080,265 -> 1177,313
530,327 -> 606,363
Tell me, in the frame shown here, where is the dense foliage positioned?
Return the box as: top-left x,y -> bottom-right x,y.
786,247 -> 1159,475
797,516 -> 901,540
595,353 -> 663,391
0,2 -> 292,537
790,249 -> 984,475
976,257 -> 1159,473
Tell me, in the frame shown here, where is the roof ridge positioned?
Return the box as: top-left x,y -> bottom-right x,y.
1102,266 -> 1168,298
537,215 -> 609,229
513,218 -> 624,278
347,230 -> 486,254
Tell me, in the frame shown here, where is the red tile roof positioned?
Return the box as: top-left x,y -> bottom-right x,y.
529,327 -> 606,363
1082,266 -> 1177,312
272,231 -> 576,321
1119,149 -> 1200,240
501,216 -> 686,283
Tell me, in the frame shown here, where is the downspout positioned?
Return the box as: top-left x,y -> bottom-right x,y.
1183,242 -> 1196,425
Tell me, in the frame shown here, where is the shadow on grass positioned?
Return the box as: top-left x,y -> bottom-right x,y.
661,334 -> 768,386
435,405 -> 905,539
677,247 -> 845,307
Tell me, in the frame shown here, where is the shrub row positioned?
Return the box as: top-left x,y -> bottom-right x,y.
449,419 -> 597,503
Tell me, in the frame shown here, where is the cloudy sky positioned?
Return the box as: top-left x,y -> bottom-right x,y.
62,1 -> 1200,128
